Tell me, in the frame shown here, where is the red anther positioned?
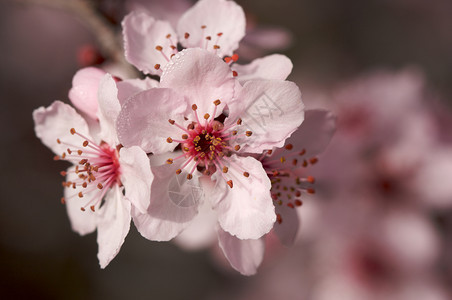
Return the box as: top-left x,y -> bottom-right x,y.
302,160 -> 308,167
83,141 -> 89,147
90,205 -> 95,212
167,137 -> 173,143
166,34 -> 171,38
276,213 -> 282,224
295,191 -> 302,197
56,138 -> 61,144
222,166 -> 228,173
201,25 -> 207,29
295,200 -> 303,206
187,174 -> 193,180
307,176 -> 315,183
97,183 -> 103,189
234,145 -> 241,151
81,207 -> 86,211
285,144 -> 293,150
60,171 -> 67,176
192,104 -> 198,110
168,119 -> 175,125
309,157 -> 318,164
245,131 -> 252,136
213,45 -> 220,49
307,188 -> 315,194
78,192 -> 83,198
155,45 -> 163,51
217,32 -> 223,36
176,169 -> 182,174
224,57 -> 232,63
184,32 -> 190,39
243,172 -> 250,177
231,54 -> 239,62
232,70 -> 238,77
112,76 -> 122,82
206,36 -> 212,40
214,99 -> 221,106
299,149 -> 306,156
227,180 -> 233,188
287,203 -> 295,208
70,128 -> 76,135
292,159 -> 298,166
154,64 -> 161,70
60,197 -> 66,204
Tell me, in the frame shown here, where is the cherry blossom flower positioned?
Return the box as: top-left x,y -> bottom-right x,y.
121,0 -> 293,82
260,109 -> 336,247
33,74 -> 153,268
115,47 -> 304,272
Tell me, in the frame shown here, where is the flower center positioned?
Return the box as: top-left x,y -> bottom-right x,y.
55,128 -> 121,212
166,100 -> 251,188
260,145 -> 318,224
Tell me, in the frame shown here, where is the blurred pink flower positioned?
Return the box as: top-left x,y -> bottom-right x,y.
33,74 -> 153,268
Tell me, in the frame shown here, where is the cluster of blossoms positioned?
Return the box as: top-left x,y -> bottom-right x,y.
33,0 -> 335,275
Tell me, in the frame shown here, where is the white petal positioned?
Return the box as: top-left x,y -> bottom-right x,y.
228,79 -> 304,153
33,101 -> 91,156
96,186 -> 132,268
116,88 -> 187,154
97,74 -> 121,145
215,155 -> 275,239
116,77 -> 159,105
217,227 -> 265,276
177,0 -> 246,57
132,163 -> 200,241
234,54 -> 293,83
123,11 -> 178,75
160,48 -> 235,118
64,166 -> 97,235
174,198 -> 218,250
119,146 -> 153,214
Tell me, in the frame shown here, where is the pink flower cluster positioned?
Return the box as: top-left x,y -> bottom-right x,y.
32,0 -> 335,275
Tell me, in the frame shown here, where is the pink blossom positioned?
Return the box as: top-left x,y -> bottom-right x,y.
122,0 -> 293,82
116,47 -> 304,274
33,74 -> 153,268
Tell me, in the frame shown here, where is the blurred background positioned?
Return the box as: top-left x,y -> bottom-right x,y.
1,0 -> 452,299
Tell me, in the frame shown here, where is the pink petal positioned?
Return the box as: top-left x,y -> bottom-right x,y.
97,74 -> 121,146
285,109 -> 337,158
132,163 -> 200,241
217,227 -> 265,276
123,11 -> 178,75
96,186 -> 132,268
215,155 -> 275,240
116,77 -> 159,105
177,0 -> 245,57
233,54 -> 293,83
68,67 -> 106,120
119,146 -> 153,214
126,0 -> 191,28
174,199 -> 218,250
33,101 -> 91,156
116,88 -> 187,154
228,79 -> 304,153
64,166 -> 97,235
273,179 -> 301,247
160,48 -> 235,118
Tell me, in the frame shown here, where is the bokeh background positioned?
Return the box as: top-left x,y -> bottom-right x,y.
1,0 -> 452,299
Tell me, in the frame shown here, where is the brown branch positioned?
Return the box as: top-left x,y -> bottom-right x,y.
13,0 -> 136,76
